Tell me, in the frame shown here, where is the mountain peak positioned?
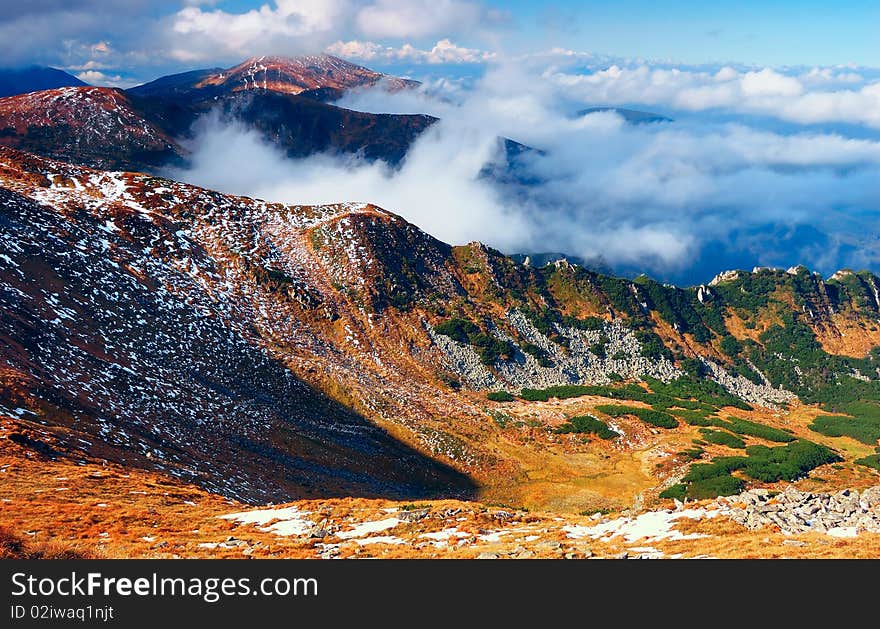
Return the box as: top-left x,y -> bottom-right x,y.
194,53 -> 417,97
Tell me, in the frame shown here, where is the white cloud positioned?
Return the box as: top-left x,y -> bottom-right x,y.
739,68 -> 803,97
171,63 -> 880,281
165,0 -> 488,61
168,0 -> 350,60
325,40 -> 387,60
326,38 -> 495,64
548,63 -> 880,129
169,112 -> 533,252
405,39 -> 496,64
73,69 -> 133,87
355,0 -> 481,39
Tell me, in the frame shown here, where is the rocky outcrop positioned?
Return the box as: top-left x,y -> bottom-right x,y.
708,270 -> 741,286
429,309 -> 680,392
701,359 -> 796,408
425,325 -> 501,389
717,486 -> 880,536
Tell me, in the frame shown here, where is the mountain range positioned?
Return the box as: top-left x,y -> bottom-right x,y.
1,54 -> 879,559
0,66 -> 86,98
0,55 -> 527,174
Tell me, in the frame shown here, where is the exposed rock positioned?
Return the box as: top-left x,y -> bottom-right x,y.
425,325 -> 501,390
782,540 -> 807,547
718,485 -> 880,536
708,270 -> 741,286
397,508 -> 430,522
701,359 -> 796,408
475,311 -> 679,390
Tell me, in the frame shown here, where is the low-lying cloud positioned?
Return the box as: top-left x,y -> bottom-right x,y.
171,62 -> 880,285
548,64 -> 880,129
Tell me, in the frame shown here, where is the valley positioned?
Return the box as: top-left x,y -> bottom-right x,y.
1,54 -> 879,560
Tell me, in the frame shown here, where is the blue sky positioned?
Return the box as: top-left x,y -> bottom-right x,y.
204,0 -> 880,67
1,1 -> 879,84
493,1 -> 880,66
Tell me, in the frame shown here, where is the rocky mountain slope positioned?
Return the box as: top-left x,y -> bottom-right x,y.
0,54 -> 533,175
1,146 -> 879,514
0,55 -> 431,172
0,87 -> 183,172
129,54 -> 417,100
0,148 -> 472,503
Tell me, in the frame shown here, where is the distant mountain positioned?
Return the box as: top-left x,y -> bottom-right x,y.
578,107 -> 672,124
0,54 -> 529,174
0,57 -> 432,171
131,87 -> 436,166
129,55 -> 418,100
0,66 -> 86,98
0,87 -> 183,172
125,67 -> 222,98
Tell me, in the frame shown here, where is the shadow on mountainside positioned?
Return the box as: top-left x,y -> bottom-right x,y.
0,187 -> 476,504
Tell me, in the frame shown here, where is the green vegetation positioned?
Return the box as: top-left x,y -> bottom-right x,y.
723,417 -> 795,443
634,329 -> 672,360
738,441 -> 841,482
645,376 -> 752,411
399,503 -> 431,511
699,429 -> 746,449
658,484 -> 688,501
519,383 -> 653,403
743,316 -> 880,424
666,440 -> 840,499
729,359 -> 764,386
677,476 -> 746,500
633,276 -> 715,342
657,398 -> 712,411
555,415 -> 619,439
523,308 -> 570,347
719,335 -> 742,357
521,342 -> 553,368
435,318 -> 512,365
595,404 -> 678,429
470,333 -> 513,365
594,275 -> 642,317
519,376 -> 754,434
590,340 -> 608,359
855,454 -> 880,471
434,318 -> 480,343
678,447 -> 705,460
488,410 -> 513,428
671,409 -> 719,426
569,315 -> 605,331
679,357 -> 706,378
710,270 -> 778,311
809,403 -> 880,445
487,390 -> 515,403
